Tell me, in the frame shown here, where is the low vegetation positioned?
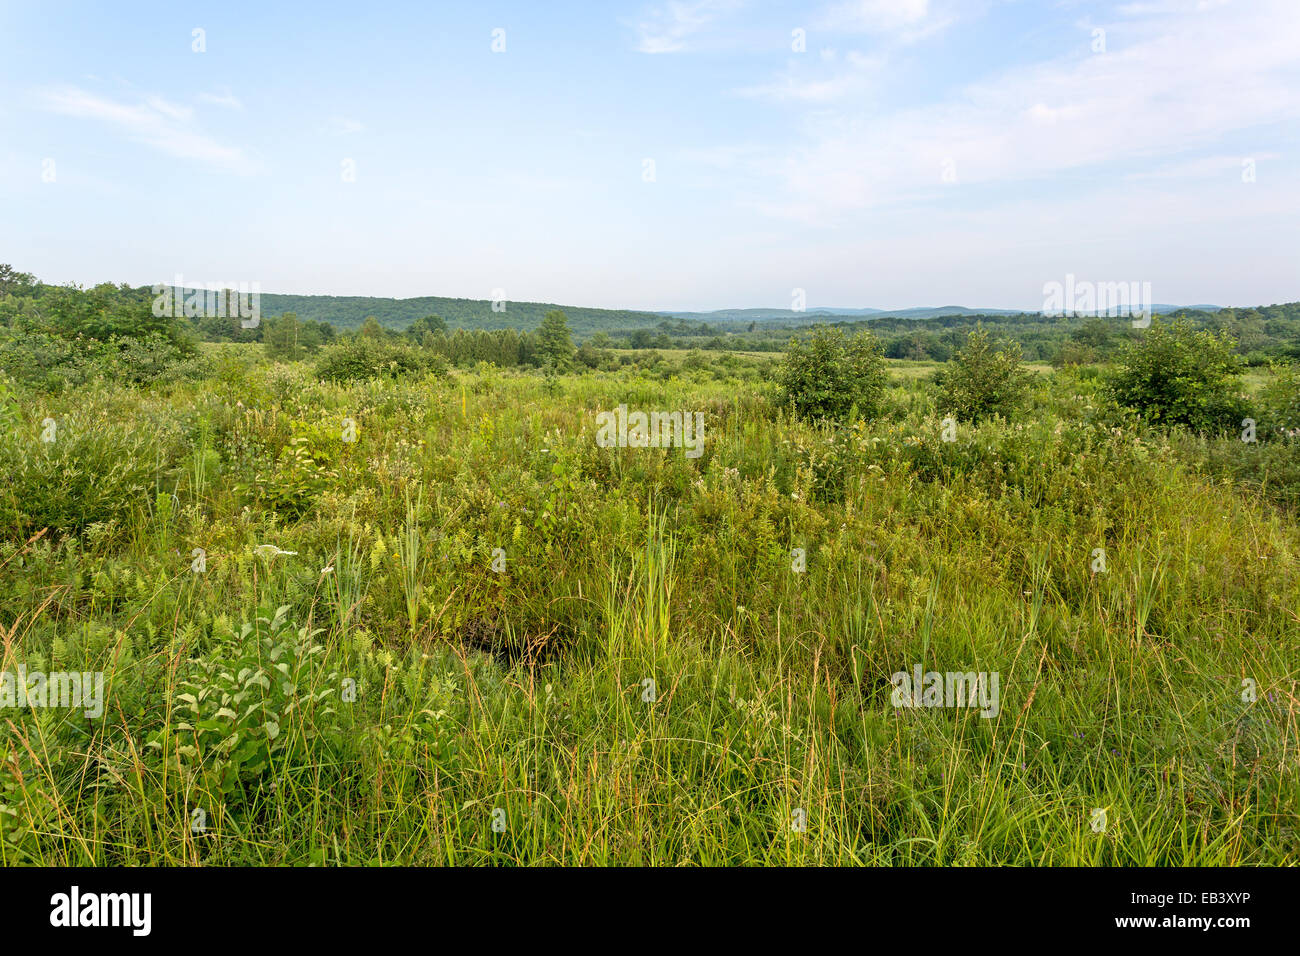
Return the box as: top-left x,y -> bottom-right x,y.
1,274 -> 1297,865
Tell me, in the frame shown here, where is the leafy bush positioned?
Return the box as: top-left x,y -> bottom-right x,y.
0,330 -> 205,390
1186,433 -> 1300,509
0,331 -> 101,390
1105,320 -> 1243,431
0,415 -> 162,537
248,437 -> 339,517
313,338 -> 443,383
776,327 -> 887,421
935,327 -> 1034,422
1254,362 -> 1300,440
39,283 -> 190,345
148,605 -> 347,796
101,333 -> 211,385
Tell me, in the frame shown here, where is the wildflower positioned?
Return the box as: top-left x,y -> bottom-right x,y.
254,545 -> 297,559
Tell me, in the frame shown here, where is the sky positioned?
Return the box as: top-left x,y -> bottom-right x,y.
1,0 -> 1298,311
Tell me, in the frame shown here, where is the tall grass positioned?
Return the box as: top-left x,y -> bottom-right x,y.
0,353 -> 1296,864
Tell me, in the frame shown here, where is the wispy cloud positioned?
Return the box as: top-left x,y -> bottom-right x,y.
736,50 -> 887,103
740,0 -> 963,105
197,87 -> 243,111
818,0 -> 932,35
816,0 -> 959,44
323,115 -> 364,135
36,86 -> 257,174
633,0 -> 742,54
1124,152 -> 1282,183
728,0 -> 1300,225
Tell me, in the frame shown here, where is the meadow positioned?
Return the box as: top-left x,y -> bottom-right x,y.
0,341 -> 1297,865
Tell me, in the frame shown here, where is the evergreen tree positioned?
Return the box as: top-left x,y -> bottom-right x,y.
536,309 -> 575,369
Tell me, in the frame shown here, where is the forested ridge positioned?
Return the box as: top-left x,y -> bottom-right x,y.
2,266 -> 1298,367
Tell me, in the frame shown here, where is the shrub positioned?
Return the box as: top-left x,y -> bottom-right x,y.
0,415 -> 161,537
1254,362 -> 1300,440
935,327 -> 1034,421
313,338 -> 442,383
248,437 -> 338,517
1187,433 -> 1300,509
0,330 -> 96,390
1105,320 -> 1243,431
41,283 -> 190,345
148,605 -> 347,796
0,330 -> 205,390
776,327 -> 887,421
104,333 -> 211,385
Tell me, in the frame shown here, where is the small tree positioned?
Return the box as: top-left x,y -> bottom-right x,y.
264,312 -> 308,360
44,282 -> 189,347
1105,320 -> 1242,431
776,327 -> 887,421
408,314 -> 446,339
0,264 -> 37,297
936,327 -> 1034,421
360,315 -> 386,340
537,309 -> 575,370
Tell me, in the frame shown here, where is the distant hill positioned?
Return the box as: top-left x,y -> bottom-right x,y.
174,286 -> 1224,335
246,292 -> 664,337
658,305 -> 1220,322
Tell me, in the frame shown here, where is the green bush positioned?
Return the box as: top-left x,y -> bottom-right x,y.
0,330 -> 205,390
40,283 -> 189,345
935,327 -> 1034,421
1186,433 -> 1300,509
148,605 -> 347,797
0,415 -> 162,537
313,338 -> 443,383
1105,320 -> 1243,432
248,437 -> 339,518
1254,362 -> 1300,440
0,330 -> 96,390
776,327 -> 887,421
103,333 -> 211,385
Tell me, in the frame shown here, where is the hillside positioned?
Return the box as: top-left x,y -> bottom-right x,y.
252,292 -> 663,336
657,304 -> 1221,323
251,292 -> 1223,335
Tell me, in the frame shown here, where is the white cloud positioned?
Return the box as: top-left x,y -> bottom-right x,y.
820,0 -> 930,34
678,143 -> 767,169
734,0 -> 1300,225
1124,153 -> 1279,182
37,86 -> 257,174
817,0 -> 956,43
143,96 -> 192,122
743,0 -> 961,105
737,50 -> 886,102
323,115 -> 364,135
633,0 -> 742,54
197,88 -> 243,111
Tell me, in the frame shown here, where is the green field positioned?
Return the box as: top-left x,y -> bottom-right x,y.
1,340 -> 1296,866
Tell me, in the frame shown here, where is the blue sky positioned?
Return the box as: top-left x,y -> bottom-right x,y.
2,0 -> 1297,311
